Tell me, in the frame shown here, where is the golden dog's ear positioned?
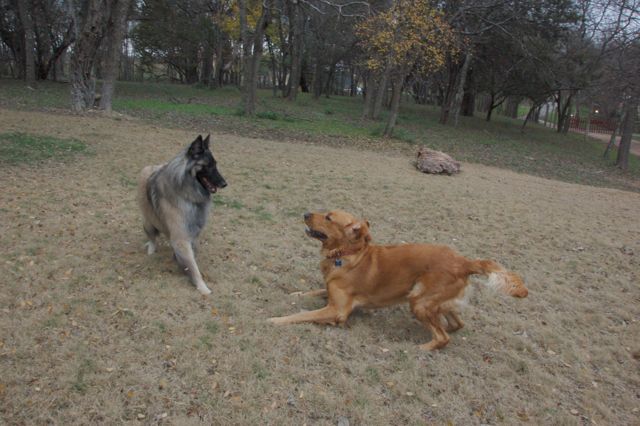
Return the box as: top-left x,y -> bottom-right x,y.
349,221 -> 371,243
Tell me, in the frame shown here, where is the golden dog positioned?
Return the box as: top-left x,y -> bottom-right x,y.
268,210 -> 528,350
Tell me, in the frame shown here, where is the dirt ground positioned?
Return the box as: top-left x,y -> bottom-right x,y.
1,108 -> 639,425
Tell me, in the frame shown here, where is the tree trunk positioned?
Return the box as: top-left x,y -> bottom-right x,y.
300,59 -> 309,93
383,75 -> 404,137
583,102 -> 593,141
372,62 -> 391,119
286,1 -> 304,101
615,99 -> 637,171
200,43 -> 213,86
504,96 -> 520,119
323,63 -> 335,98
266,34 -> 278,96
99,0 -> 131,112
439,58 -> 458,124
276,12 -> 288,96
450,52 -> 472,127
68,0 -> 110,112
361,74 -> 376,119
556,91 -> 574,134
214,33 -> 225,88
241,0 -> 270,115
461,90 -> 475,117
521,104 -> 538,132
239,0 -> 249,90
603,110 -> 620,159
312,60 -> 323,99
486,93 -> 495,121
17,0 -> 36,84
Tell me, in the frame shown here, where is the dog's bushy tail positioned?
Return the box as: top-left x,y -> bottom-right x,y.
467,260 -> 528,298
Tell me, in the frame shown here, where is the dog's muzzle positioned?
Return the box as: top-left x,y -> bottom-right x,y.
199,176 -> 223,193
305,227 -> 327,241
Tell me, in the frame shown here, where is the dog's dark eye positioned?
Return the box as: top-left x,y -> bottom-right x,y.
325,215 -> 331,221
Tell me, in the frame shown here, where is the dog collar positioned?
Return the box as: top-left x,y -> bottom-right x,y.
327,247 -> 361,260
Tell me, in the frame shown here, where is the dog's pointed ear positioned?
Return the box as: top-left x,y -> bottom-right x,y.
188,135 -> 205,158
203,134 -> 211,150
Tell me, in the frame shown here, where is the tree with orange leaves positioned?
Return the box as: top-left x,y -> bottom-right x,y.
356,0 -> 457,136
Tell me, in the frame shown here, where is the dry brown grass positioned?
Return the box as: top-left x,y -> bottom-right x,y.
0,108 -> 639,425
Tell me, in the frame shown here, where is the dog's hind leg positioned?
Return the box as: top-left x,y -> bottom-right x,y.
143,223 -> 159,255
409,288 -> 451,350
443,311 -> 465,333
171,239 -> 211,295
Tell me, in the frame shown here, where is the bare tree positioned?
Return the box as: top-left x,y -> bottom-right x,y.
240,0 -> 272,115
67,0 -> 111,112
99,0 -> 132,112
16,0 -> 36,83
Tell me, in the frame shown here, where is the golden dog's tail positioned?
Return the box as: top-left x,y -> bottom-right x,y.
467,259 -> 528,298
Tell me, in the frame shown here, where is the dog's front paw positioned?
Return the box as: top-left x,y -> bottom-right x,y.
197,285 -> 212,296
145,241 -> 156,255
267,317 -> 286,325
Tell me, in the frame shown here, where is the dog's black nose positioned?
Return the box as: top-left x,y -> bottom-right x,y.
303,212 -> 311,220
219,180 -> 227,188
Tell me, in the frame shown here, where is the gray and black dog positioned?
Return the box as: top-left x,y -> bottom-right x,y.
137,135 -> 227,295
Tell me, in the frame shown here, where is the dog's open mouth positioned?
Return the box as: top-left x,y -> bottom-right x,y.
198,176 -> 218,193
305,227 -> 327,240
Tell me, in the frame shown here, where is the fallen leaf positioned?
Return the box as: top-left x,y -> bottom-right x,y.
570,409 -> 579,416
127,390 -> 135,398
517,409 -> 529,421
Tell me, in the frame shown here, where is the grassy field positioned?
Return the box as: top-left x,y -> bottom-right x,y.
0,80 -> 639,425
1,79 -> 638,193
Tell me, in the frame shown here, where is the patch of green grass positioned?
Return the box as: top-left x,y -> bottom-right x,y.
155,321 -> 167,334
205,320 -> 219,335
0,132 -> 87,164
114,98 -> 234,116
365,366 -> 380,383
252,362 -> 269,380
199,335 -> 213,349
72,358 -> 96,394
255,111 -> 279,120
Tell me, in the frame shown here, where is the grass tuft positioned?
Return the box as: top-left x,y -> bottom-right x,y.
0,132 -> 87,164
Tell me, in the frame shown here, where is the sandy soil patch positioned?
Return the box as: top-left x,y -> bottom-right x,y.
1,109 -> 639,425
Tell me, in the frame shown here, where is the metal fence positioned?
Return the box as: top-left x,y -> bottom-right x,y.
568,117 -> 616,134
